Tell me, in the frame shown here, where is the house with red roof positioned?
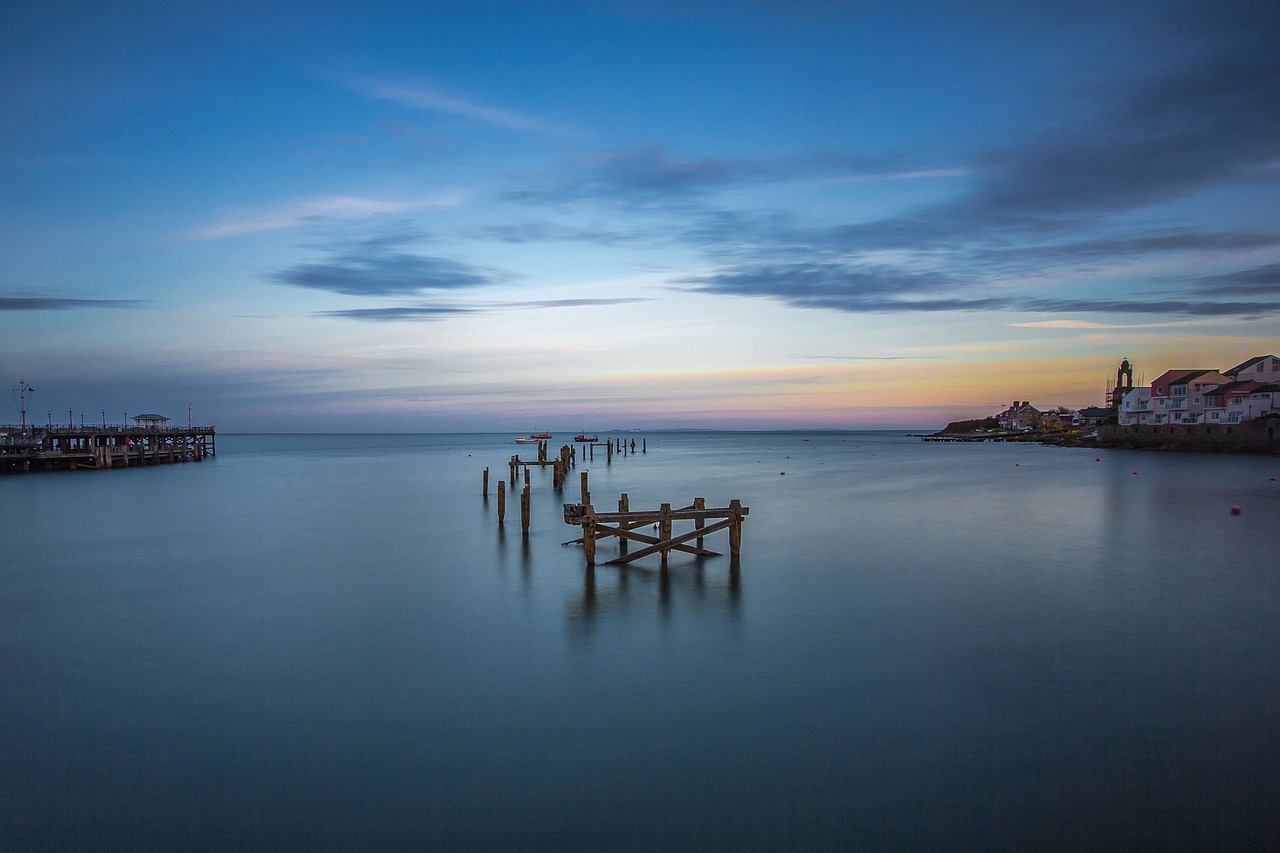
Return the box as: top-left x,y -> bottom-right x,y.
1203,380 -> 1280,424
1148,369 -> 1231,424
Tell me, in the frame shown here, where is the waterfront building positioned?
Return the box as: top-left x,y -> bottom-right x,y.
996,401 -> 1041,431
1118,387 -> 1153,425
1148,369 -> 1231,424
1203,381 -> 1280,424
1225,354 -> 1280,383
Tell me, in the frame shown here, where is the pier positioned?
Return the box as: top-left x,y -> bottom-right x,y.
563,497 -> 748,568
1,424 -> 216,473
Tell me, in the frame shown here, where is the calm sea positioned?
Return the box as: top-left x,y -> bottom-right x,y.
2,431 -> 1278,850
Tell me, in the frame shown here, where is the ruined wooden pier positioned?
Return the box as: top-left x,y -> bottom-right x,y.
563,496 -> 748,568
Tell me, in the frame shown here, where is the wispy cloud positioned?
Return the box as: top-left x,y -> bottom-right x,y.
795,354 -> 942,361
0,296 -> 145,311
318,296 -> 651,322
318,305 -> 479,321
272,235 -> 497,296
348,75 -> 580,137
195,193 -> 463,240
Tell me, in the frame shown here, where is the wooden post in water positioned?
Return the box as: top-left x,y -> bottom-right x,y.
607,441 -> 613,463
509,455 -> 517,487
728,499 -> 743,555
642,438 -> 647,453
618,493 -> 629,556
580,471 -> 590,506
521,482 -> 531,537
483,467 -> 489,497
589,443 -> 594,462
497,480 -> 506,526
583,508 -> 597,566
659,503 -> 673,568
694,497 -> 706,551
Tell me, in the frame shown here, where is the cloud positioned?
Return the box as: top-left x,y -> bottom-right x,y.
348,76 -> 580,137
317,297 -> 651,322
1191,262 -> 1280,297
0,297 -> 145,311
796,354 -> 942,361
686,260 -> 1280,319
196,193 -> 462,240
317,305 -> 479,321
272,237 -> 497,296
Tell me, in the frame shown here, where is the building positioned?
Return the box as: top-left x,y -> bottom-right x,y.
1225,354 -> 1280,383
996,401 -> 1041,431
1202,381 -> 1280,424
131,413 -> 171,429
1148,370 -> 1231,424
1118,387 -> 1153,425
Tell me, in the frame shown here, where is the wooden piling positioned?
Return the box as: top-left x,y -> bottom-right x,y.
509,455 -> 517,486
483,467 -> 489,497
618,493 -> 629,555
728,499 -> 743,555
607,441 -> 613,463
694,497 -> 706,551
521,482 -> 531,537
497,480 -> 506,526
583,509 -> 597,566
659,502 -> 673,568
642,438 -> 646,453
580,471 -> 590,506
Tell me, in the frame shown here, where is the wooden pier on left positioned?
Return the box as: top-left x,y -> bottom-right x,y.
1,424 -> 216,474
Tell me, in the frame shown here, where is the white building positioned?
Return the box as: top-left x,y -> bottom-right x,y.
1118,387 -> 1153,425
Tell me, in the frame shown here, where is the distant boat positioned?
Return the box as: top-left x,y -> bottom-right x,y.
531,432 -> 551,439
574,434 -> 598,442
514,436 -> 540,444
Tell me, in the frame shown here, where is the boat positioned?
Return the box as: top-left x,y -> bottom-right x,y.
531,432 -> 552,439
574,434 -> 598,442
514,436 -> 539,444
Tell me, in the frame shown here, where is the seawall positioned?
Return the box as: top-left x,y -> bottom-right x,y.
1097,418 -> 1280,454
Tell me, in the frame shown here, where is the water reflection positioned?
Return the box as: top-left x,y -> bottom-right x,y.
566,557 -> 742,635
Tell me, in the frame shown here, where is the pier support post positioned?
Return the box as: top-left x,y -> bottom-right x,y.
483,467 -> 489,497
580,471 -> 590,506
728,499 -> 743,556
509,456 -> 517,487
659,502 -> 673,568
583,509 -> 597,566
694,497 -> 706,551
607,441 -> 613,463
521,482 -> 531,538
497,480 -> 506,526
643,438 -> 647,453
618,493 -> 629,555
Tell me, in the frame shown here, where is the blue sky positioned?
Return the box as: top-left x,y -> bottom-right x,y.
3,0 -> 1278,431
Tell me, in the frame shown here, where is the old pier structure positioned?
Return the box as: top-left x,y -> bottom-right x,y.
481,435 -> 749,570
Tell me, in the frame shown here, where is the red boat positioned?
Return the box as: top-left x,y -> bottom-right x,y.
574,434 -> 598,442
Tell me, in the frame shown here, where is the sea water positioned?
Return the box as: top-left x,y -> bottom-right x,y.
2,432 -> 1278,850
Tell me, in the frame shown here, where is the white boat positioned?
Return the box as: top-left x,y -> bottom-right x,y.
514,436 -> 539,444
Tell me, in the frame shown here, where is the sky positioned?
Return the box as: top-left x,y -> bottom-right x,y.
2,0 -> 1278,431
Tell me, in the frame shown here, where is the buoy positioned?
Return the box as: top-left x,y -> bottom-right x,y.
1015,463 -> 1020,467
1132,470 -> 1139,474
1230,505 -> 1242,516
1095,457 -> 1101,462
780,471 -> 785,476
